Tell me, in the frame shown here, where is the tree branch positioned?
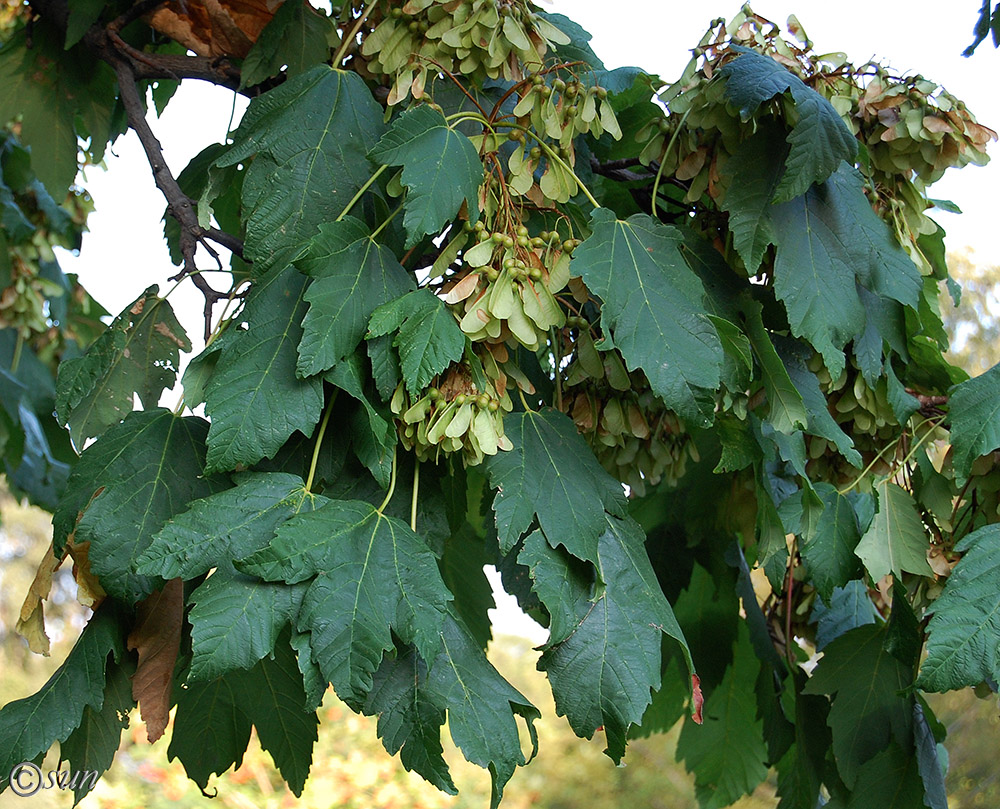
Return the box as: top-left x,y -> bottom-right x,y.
908,391 -> 950,417
111,54 -> 239,340
589,156 -> 653,184
29,0 -> 250,339
107,0 -> 169,33
30,0 -> 245,92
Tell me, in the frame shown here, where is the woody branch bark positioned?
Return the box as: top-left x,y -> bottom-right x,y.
29,0 -> 250,339
113,55 -> 235,340
31,0 -> 247,89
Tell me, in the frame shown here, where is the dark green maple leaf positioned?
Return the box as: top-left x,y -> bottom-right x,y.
169,638 -> 317,794
439,525 -> 495,650
368,333 -> 402,399
367,289 -> 466,397
677,624 -> 769,809
326,354 -> 395,487
168,674 -> 252,789
52,409 -> 224,601
368,104 -> 483,247
178,340 -> 220,410
0,370 -> 71,510
913,702 -> 948,809
137,472 -> 322,580
295,216 -> 415,377
363,646 -> 455,795
854,480 -> 932,581
767,164 -> 921,379
217,65 -> 385,273
64,0 -> 105,48
187,564 -> 308,681
237,499 -> 451,705
742,300 -> 807,434
948,362 -> 1000,484
803,623 -> 913,787
800,483 -> 864,602
720,123 -> 787,273
886,362 -> 920,424
773,682 -> 830,809
845,743 -> 926,809
779,339 -> 862,467
919,524 -> 1000,691
204,265 -> 324,473
241,635 -> 320,796
55,287 -> 190,448
666,562 -> 740,695
820,165 -> 922,309
291,630 -> 327,712
426,612 -> 539,808
708,315 -> 754,393
0,605 -> 124,792
59,655 -> 135,804
484,407 -> 627,563
522,515 -> 694,761
811,580 -> 878,651
536,10 -> 602,68
721,46 -> 857,202
363,612 -> 539,809
768,183 -> 866,380
240,0 -> 332,88
570,208 -> 723,425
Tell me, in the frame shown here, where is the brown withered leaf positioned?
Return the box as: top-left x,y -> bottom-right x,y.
146,0 -> 283,59
690,674 -> 704,725
15,540 -> 65,656
65,534 -> 107,609
128,578 -> 185,743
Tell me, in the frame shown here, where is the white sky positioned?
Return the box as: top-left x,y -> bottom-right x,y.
51,2 -> 1000,640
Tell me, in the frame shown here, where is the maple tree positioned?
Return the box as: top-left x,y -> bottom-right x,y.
0,2 -> 999,807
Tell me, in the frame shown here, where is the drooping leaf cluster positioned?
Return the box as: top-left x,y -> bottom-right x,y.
0,124 -> 105,513
2,3 -> 1000,808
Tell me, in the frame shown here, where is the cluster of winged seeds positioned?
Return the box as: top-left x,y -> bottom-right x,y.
360,0 -> 571,104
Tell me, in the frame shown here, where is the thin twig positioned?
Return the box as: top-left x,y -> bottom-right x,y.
107,0 -> 167,33
111,56 -> 238,339
907,390 -> 949,416
108,29 -> 181,82
588,157 -> 653,184
784,543 -> 796,669
590,156 -> 646,175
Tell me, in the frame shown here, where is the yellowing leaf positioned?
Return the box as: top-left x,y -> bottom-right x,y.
66,534 -> 106,609
15,540 -> 63,656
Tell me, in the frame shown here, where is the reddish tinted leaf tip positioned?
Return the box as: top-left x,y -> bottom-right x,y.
691,674 -> 704,725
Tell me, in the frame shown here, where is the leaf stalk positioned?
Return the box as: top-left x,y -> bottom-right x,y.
378,445 -> 399,513
306,392 -> 337,492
